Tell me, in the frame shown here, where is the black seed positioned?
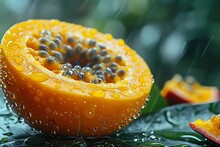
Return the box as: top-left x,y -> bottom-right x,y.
71,68 -> 79,75
80,50 -> 87,59
109,73 -> 117,80
46,56 -> 55,64
92,64 -> 104,71
63,70 -> 74,76
78,72 -> 85,80
94,70 -> 103,75
88,39 -> 96,46
116,69 -> 126,77
56,34 -> 63,41
51,50 -> 63,63
109,62 -> 117,68
53,38 -> 62,46
97,44 -> 106,49
115,55 -> 123,62
104,67 -> 112,75
49,42 -> 57,50
82,67 -> 93,73
91,75 -> 102,84
39,50 -> 49,58
74,44 -> 83,55
67,36 -> 75,44
103,55 -> 111,63
73,65 -> 82,71
100,50 -> 108,56
87,48 -> 97,58
97,78 -> 103,83
97,74 -> 105,81
91,55 -> 101,63
62,63 -> 72,70
110,67 -> 117,72
63,44 -> 74,58
39,37 -> 48,44
41,30 -> 51,37
39,44 -> 49,51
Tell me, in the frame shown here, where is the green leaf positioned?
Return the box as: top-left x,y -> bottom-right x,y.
141,84 -> 168,115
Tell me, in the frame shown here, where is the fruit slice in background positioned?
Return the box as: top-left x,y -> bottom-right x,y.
0,19 -> 153,136
161,75 -> 219,105
189,115 -> 220,144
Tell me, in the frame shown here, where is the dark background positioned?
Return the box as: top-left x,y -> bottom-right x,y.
1,0 -> 220,88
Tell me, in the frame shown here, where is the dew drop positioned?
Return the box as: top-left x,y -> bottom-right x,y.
28,72 -> 50,82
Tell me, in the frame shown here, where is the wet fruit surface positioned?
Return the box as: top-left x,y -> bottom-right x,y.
0,19 -> 153,136
189,115 -> 220,144
161,75 -> 219,105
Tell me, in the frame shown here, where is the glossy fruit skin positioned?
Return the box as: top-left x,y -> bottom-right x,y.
161,75 -> 219,105
190,115 -> 220,145
0,19 -> 153,136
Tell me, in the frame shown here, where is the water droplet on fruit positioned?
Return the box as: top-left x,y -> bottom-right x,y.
34,96 -> 40,102
18,104 -> 25,110
111,93 -> 120,98
53,111 -> 58,116
28,72 -> 50,82
10,93 -> 16,99
88,90 -> 106,98
12,56 -> 24,65
17,116 -> 24,123
45,107 -> 51,114
27,82 -> 32,88
84,105 -> 96,119
55,83 -> 60,89
14,65 -> 24,71
26,112 -> 32,118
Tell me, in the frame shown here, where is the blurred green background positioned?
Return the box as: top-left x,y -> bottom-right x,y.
1,0 -> 220,88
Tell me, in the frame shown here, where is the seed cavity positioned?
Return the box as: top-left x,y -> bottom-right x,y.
27,30 -> 127,84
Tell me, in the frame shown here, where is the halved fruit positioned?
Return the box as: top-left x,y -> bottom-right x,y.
189,115 -> 220,144
161,75 -> 219,105
0,19 -> 153,136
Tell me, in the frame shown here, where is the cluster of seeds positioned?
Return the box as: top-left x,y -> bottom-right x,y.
31,30 -> 126,83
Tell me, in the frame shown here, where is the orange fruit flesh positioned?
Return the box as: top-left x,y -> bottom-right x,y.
194,116 -> 220,136
190,115 -> 220,144
161,75 -> 219,104
0,19 -> 153,136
